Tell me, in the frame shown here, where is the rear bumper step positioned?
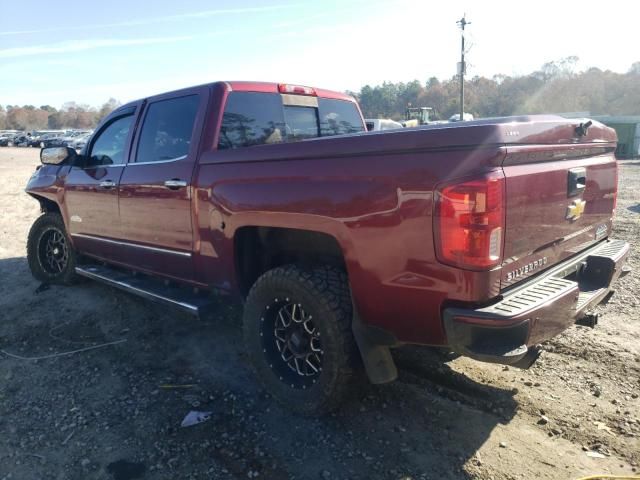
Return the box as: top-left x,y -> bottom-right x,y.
75,264 -> 214,316
443,238 -> 630,367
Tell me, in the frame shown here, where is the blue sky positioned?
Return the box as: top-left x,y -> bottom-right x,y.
1,0 -> 638,108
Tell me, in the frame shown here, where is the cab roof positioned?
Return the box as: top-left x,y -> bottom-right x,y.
118,81 -> 356,112
225,81 -> 355,102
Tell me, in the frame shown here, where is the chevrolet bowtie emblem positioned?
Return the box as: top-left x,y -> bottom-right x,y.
566,199 -> 586,221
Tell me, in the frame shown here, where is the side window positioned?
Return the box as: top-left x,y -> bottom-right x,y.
318,99 -> 365,136
87,115 -> 134,167
218,92 -> 285,149
136,95 -> 199,163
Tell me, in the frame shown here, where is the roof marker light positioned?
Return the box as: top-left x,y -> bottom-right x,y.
278,84 -> 316,96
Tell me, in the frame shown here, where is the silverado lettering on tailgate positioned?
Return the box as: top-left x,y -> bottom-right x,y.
506,257 -> 548,282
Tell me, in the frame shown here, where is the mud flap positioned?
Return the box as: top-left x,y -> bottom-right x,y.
351,309 -> 398,384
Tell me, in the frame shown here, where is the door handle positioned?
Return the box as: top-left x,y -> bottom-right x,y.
568,167 -> 586,197
99,180 -> 115,189
164,179 -> 188,189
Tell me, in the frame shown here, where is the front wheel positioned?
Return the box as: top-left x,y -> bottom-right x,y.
243,265 -> 360,415
27,212 -> 79,285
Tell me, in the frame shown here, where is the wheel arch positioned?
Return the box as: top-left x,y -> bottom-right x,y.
233,224 -> 399,386
29,193 -> 62,215
233,226 -> 347,298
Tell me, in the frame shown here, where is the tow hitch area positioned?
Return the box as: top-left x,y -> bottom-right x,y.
576,312 -> 599,328
510,346 -> 541,369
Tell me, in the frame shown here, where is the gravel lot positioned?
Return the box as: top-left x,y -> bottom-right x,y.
0,147 -> 638,480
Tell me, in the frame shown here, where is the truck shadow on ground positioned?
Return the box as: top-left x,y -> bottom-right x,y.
0,256 -> 517,480
109,296 -> 519,480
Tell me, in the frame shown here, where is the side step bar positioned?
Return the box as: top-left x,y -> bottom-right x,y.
75,264 -> 214,316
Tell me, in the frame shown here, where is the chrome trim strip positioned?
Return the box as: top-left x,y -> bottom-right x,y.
127,155 -> 187,166
79,164 -> 123,169
71,233 -> 192,257
75,266 -> 198,313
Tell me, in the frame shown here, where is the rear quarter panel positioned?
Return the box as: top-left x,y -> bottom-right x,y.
193,136 -> 505,345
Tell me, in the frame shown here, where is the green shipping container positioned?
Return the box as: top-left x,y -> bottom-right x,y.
593,116 -> 640,159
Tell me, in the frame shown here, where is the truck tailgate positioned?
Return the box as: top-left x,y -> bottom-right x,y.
501,138 -> 618,289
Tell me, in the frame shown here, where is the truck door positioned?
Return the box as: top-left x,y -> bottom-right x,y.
64,106 -> 138,260
116,87 -> 207,282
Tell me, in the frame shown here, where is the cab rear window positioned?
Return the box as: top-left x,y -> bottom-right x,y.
218,92 -> 364,150
318,98 -> 365,136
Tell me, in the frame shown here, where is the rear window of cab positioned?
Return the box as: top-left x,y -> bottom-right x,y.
218,92 -> 364,150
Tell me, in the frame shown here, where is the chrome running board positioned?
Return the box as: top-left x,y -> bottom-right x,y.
75,264 -> 213,316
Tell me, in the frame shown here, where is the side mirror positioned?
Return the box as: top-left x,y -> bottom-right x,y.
40,146 -> 76,165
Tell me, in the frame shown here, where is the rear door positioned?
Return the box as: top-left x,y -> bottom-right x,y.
116,87 -> 208,282
64,106 -> 138,260
501,142 -> 617,289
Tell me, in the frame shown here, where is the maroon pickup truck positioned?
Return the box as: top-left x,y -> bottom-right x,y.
25,81 -> 629,414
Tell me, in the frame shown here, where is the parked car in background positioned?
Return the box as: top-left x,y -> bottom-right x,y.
449,113 -> 474,122
69,132 -> 92,150
365,118 -> 404,131
0,130 -> 91,148
37,133 -> 66,148
26,134 -> 43,148
48,131 -> 91,148
10,134 -> 31,147
0,133 -> 18,146
25,130 -> 66,148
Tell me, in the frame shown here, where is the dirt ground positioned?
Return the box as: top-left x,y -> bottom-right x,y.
0,147 -> 638,480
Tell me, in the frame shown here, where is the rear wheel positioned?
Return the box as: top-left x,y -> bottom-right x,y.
27,212 -> 78,285
243,265 -> 359,415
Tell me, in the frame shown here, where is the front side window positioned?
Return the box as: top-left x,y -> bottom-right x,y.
135,95 -> 199,163
87,114 -> 133,166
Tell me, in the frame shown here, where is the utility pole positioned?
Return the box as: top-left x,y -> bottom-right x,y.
457,15 -> 470,121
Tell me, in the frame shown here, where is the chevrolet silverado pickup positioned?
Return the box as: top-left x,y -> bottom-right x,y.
25,81 -> 629,414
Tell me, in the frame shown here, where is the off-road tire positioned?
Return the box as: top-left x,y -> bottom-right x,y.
243,265 -> 359,415
27,212 -> 78,285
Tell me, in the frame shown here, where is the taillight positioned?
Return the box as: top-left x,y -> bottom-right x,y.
434,171 -> 505,270
278,83 -> 316,96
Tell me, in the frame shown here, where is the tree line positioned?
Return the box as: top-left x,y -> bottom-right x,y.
0,98 -> 121,131
2,58 -> 639,130
352,58 -> 640,120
